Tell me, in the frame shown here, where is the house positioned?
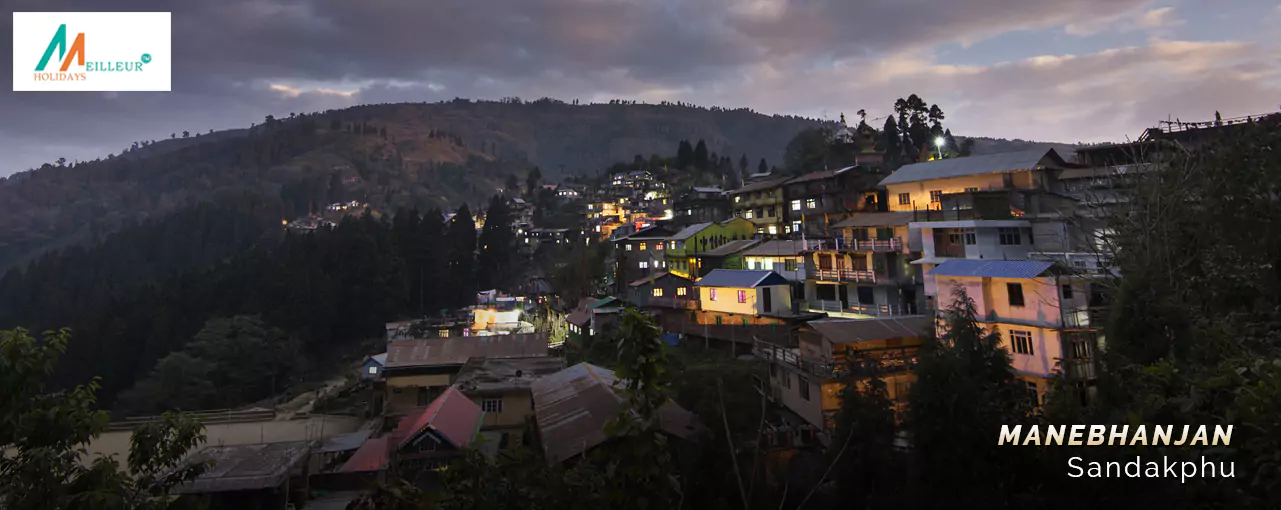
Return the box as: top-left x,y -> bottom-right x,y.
454,356 -> 566,454
172,441 -> 314,510
878,149 -> 1071,214
663,218 -> 755,278
729,178 -> 789,235
802,211 -> 925,318
382,333 -> 549,414
927,259 -> 1101,402
531,363 -> 704,464
672,186 -> 731,225
743,240 -> 815,283
756,317 -> 930,435
782,166 -> 883,238
692,239 -> 760,277
695,269 -> 794,325
611,225 -> 676,295
627,271 -> 695,310
361,353 -> 387,381
341,386 -> 483,474
566,297 -> 624,345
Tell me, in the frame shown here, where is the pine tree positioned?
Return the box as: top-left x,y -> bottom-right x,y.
883,116 -> 903,169
476,195 -> 514,291
676,140 -> 694,169
693,140 -> 709,171
446,204 -> 477,307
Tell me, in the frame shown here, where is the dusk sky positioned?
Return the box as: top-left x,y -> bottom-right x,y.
3,0 -> 1279,176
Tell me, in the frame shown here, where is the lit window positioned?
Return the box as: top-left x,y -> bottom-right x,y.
639,242 -> 647,251
806,198 -> 817,209
790,200 -> 801,211
792,221 -> 802,232
898,193 -> 911,205
709,289 -> 718,301
998,228 -> 1021,245
626,244 -> 633,251
745,210 -> 754,219
965,187 -> 980,192
482,398 -> 503,413
785,259 -> 798,271
677,287 -> 688,296
639,261 -> 649,269
768,225 -> 778,235
930,190 -> 942,203
652,288 -> 663,297
737,290 -> 747,303
1007,283 -> 1025,307
368,366 -> 378,375
1011,330 -> 1034,355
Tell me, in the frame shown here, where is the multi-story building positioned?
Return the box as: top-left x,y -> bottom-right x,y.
730,178 -> 789,235
612,225 -> 675,295
800,211 -> 925,318
880,148 -> 1071,214
928,259 -> 1103,403
782,167 -> 883,238
673,186 -> 731,225
382,333 -> 549,415
663,218 -> 755,279
742,239 -> 818,291
454,356 -> 566,452
755,317 -> 929,435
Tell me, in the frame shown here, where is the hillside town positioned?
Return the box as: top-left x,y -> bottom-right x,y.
5,110 -> 1279,510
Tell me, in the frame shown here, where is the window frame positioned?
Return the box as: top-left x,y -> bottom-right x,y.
737,290 -> 748,303
930,190 -> 942,203
998,227 -> 1022,246
898,193 -> 911,205
482,397 -> 504,413
1007,282 -> 1025,307
1010,330 -> 1034,355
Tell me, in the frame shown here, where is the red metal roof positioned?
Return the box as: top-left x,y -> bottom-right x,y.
396,386 -> 483,451
338,437 -> 391,473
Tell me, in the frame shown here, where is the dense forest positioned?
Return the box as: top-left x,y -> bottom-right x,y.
0,193 -> 520,412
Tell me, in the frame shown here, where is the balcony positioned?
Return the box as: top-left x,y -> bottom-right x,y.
1029,252 -> 1117,275
848,303 -> 906,316
813,268 -> 876,283
647,297 -> 699,310
754,339 -> 918,380
1061,307 -> 1107,330
1062,358 -> 1097,381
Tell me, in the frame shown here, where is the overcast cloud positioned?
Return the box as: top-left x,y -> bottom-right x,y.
2,0 -> 1278,175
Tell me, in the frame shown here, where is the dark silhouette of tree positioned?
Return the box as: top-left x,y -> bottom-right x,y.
693,140 -> 709,170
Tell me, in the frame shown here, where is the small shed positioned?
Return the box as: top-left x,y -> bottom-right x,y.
361,353 -> 387,380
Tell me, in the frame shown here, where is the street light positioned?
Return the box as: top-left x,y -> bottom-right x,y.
934,136 -> 946,160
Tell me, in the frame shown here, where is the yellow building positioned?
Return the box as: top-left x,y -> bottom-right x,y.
453,356 -> 566,452
382,333 -> 549,415
695,269 -> 794,325
878,148 -> 1069,213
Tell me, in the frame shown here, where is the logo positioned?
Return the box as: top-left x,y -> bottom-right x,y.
13,12 -> 171,92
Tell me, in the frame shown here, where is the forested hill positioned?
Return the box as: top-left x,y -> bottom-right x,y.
0,101 -> 825,271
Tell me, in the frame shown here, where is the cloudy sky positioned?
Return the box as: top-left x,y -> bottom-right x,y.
3,0 -> 1279,176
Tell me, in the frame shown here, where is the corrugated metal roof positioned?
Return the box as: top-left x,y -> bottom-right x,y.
742,239 -> 814,257
730,177 -> 789,195
786,169 -> 836,184
454,356 -> 566,394
174,441 -> 313,493
628,271 -> 691,288
806,317 -> 932,344
670,222 -> 713,240
385,333 -> 549,368
691,186 -> 723,193
700,239 -> 760,257
338,437 -> 390,473
566,310 -> 591,326
588,296 -> 621,309
877,149 -> 1065,186
369,353 -> 387,366
928,259 -> 1054,279
320,428 -> 374,453
396,386 -> 483,451
532,363 -> 704,464
832,211 -> 916,228
696,269 -> 789,288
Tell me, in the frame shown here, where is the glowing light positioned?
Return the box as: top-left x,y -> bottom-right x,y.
935,137 -> 946,147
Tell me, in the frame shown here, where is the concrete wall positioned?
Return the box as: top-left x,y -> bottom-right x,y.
470,392 -> 535,430
887,171 -> 1040,213
770,362 -> 824,429
992,324 -> 1063,379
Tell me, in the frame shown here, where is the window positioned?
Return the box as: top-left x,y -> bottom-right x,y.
709,289 -> 718,301
638,261 -> 649,269
768,225 -> 778,235
482,398 -> 504,413
898,193 -> 911,205
639,242 -> 647,251
737,290 -> 748,303
715,315 -> 723,325
745,209 -> 754,219
1011,330 -> 1034,355
677,287 -> 688,296
1007,283 -> 1025,307
367,366 -> 378,375
791,200 -> 802,211
785,259 -> 798,271
965,187 -> 980,192
799,377 -> 811,401
655,242 -> 664,251
767,207 -> 776,218
792,221 -> 802,232
756,208 -> 765,218
735,195 -> 742,203
806,198 -> 817,209
930,190 -> 942,203
998,228 -> 1021,245
1024,381 -> 1040,405
963,228 -> 977,245
1061,284 -> 1074,300
783,372 -> 792,389
652,288 -> 663,297
625,244 -> 632,251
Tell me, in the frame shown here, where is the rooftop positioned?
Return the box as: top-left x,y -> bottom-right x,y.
877,149 -> 1068,187
700,239 -> 761,257
173,441 -> 312,494
696,269 -> 790,288
532,363 -> 704,463
628,271 -> 692,288
385,333 -> 550,369
832,211 -> 917,228
394,385 -> 483,451
730,177 -> 789,195
743,239 -> 818,257
928,259 -> 1055,279
454,356 -> 566,394
805,317 -> 932,344
670,222 -> 714,241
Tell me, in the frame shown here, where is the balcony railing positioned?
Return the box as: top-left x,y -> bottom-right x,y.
813,268 -> 876,283
1062,358 -> 1097,380
754,339 -> 918,380
843,237 -> 903,252
1029,252 -> 1116,275
848,303 -> 903,316
1061,307 -> 1107,330
647,297 -> 699,310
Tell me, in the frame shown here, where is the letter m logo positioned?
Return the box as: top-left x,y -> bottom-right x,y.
35,24 -> 85,72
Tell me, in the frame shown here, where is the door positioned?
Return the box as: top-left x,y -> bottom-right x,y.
762,287 -> 773,313
837,285 -> 848,306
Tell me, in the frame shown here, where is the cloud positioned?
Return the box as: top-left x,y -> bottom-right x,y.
0,0 -> 1276,174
